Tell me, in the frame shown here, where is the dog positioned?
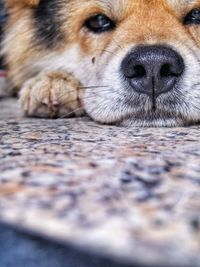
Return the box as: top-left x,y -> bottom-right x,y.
2,0 -> 200,126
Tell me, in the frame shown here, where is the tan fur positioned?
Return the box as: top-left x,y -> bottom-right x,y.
5,0 -> 40,8
3,0 -> 200,126
19,71 -> 84,118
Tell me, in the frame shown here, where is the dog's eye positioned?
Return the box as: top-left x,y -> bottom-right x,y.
184,8 -> 200,25
84,14 -> 116,33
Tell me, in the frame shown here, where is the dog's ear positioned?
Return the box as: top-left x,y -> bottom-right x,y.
5,0 -> 40,8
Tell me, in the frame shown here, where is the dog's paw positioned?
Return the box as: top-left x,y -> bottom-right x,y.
19,71 -> 84,118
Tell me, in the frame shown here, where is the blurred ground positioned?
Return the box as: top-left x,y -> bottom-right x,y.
0,223 -> 129,267
0,97 -> 200,267
0,99 -> 132,267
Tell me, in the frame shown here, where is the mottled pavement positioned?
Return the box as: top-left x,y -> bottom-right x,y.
0,98 -> 200,267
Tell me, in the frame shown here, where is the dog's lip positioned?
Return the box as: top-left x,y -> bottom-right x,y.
119,117 -> 184,127
127,108 -> 181,119
114,108 -> 186,126
89,106 -> 186,126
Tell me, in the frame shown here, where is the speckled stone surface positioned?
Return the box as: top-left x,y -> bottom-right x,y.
0,98 -> 200,267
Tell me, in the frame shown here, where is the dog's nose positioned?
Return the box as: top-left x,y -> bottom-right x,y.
121,45 -> 184,98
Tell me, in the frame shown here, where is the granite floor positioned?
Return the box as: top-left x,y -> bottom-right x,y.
0,98 -> 200,267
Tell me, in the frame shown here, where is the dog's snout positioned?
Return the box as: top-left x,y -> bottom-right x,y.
121,45 -> 185,98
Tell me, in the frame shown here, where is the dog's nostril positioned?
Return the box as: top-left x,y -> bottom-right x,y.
124,64 -> 146,79
133,65 -> 146,78
160,63 -> 172,77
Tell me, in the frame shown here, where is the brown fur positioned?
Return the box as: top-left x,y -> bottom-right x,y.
5,0 -> 40,8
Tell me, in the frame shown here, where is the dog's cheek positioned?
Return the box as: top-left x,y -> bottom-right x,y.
78,30 -> 114,56
187,27 -> 200,46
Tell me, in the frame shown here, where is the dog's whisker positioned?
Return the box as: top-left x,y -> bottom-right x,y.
94,48 -> 119,57
111,40 -> 125,51
55,87 -> 114,103
29,86 -> 118,110
59,93 -> 119,119
193,83 -> 200,88
59,107 -> 84,118
55,90 -> 122,109
79,85 -> 109,89
29,85 -> 112,104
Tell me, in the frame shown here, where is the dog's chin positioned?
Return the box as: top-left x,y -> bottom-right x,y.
118,110 -> 192,127
95,110 -> 192,127
86,100 -> 198,127
119,117 -> 185,127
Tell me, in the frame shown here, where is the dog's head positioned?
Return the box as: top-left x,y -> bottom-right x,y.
5,0 -> 200,126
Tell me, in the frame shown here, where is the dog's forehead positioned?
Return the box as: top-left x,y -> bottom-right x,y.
94,0 -> 200,10
167,0 -> 200,8
94,0 -> 130,13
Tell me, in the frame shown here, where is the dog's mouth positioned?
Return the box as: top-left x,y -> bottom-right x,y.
88,104 -> 189,127
113,86 -> 192,126
110,104 -> 191,127
119,111 -> 185,127
84,81 -> 198,127
84,93 -> 191,127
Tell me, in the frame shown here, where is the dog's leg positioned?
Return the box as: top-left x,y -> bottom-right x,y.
19,71 -> 84,118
